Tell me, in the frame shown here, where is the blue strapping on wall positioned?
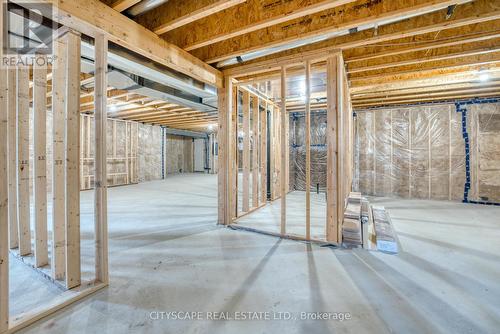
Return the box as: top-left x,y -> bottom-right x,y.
455,98 -> 500,206
455,102 -> 470,203
292,144 -> 327,148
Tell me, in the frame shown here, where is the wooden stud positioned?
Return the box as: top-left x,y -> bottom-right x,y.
260,102 -> 267,204
409,110 -> 413,198
94,34 -> 109,284
33,56 -> 49,267
268,104 -> 275,200
65,31 -> 82,289
231,87 -> 238,218
7,69 -> 18,249
252,95 -> 259,209
305,60 -> 311,240
125,122 -> 130,184
280,66 -> 287,235
285,106 -> 289,193
326,53 -> 341,243
217,76 -> 233,225
448,106 -> 452,201
52,36 -> 67,280
112,120 -> 117,184
242,90 -> 250,213
0,7 -> 9,327
17,66 -> 31,256
80,115 -> 85,190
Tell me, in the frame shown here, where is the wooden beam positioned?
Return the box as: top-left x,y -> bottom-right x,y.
224,0 -> 500,77
352,80 -> 500,97
94,34 -> 109,284
352,91 -> 500,108
252,95 -> 259,209
17,66 -> 31,256
195,0 -> 472,63
348,39 -> 500,74
0,5 -> 9,327
351,63 -> 500,88
7,69 -> 18,250
141,0 -> 245,35
353,85 -> 500,103
33,56 -> 49,267
349,51 -> 500,81
280,67 -> 286,235
242,90 -> 250,213
13,0 -> 223,88
52,36 -> 67,281
163,0 -> 355,51
344,21 -> 500,63
326,53 -> 341,243
65,31 -> 82,289
305,60 -> 311,240
110,0 -> 141,12
351,64 -> 500,90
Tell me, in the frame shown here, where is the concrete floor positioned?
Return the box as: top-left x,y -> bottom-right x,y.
10,174 -> 500,333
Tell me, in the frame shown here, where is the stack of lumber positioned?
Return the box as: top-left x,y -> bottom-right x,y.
372,206 -> 398,254
342,192 -> 363,245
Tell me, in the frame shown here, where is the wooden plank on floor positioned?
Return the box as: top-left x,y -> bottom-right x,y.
65,31 -> 82,289
94,33 -> 109,284
17,66 -> 31,256
242,90 -> 250,213
52,36 -> 67,280
7,69 -> 18,249
252,94 -> 259,209
33,56 -> 49,267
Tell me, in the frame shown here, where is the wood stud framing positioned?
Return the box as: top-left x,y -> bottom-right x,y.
17,66 -> 31,256
52,36 -> 68,280
94,34 -> 109,284
64,31 -> 82,289
7,69 -> 18,250
305,61 -> 311,240
33,56 -> 49,267
242,91 -> 250,213
280,67 -> 287,235
1,0 -> 499,330
252,95 -> 259,209
0,5 -> 9,329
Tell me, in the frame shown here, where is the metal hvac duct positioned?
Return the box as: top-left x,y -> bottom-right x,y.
126,0 -> 170,17
80,40 -> 217,113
